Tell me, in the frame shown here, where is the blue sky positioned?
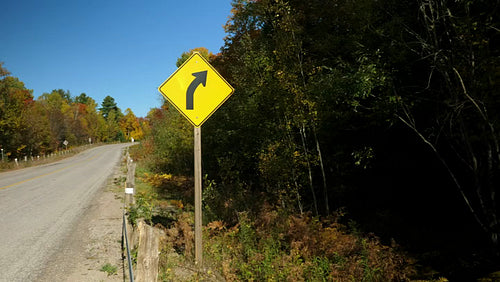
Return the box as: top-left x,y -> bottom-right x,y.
0,0 -> 234,117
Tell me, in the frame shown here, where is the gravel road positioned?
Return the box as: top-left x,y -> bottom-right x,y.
0,143 -> 130,281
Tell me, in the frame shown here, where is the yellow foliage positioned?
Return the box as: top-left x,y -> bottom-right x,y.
16,144 -> 27,153
141,172 -> 173,188
120,108 -> 144,141
170,199 -> 184,210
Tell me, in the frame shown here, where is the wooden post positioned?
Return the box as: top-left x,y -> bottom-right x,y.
136,220 -> 160,282
194,126 -> 202,267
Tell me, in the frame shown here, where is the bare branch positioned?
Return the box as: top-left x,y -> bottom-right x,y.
396,108 -> 488,233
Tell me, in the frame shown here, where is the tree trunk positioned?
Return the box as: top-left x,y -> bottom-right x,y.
300,124 -> 318,216
312,124 -> 329,214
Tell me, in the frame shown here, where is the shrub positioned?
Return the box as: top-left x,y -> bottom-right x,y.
127,191 -> 157,226
204,211 -> 416,281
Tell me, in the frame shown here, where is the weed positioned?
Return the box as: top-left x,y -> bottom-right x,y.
203,211 -> 416,281
113,176 -> 126,185
100,263 -> 117,276
237,212 -> 257,259
127,191 -> 157,226
131,248 -> 138,266
131,162 -> 417,281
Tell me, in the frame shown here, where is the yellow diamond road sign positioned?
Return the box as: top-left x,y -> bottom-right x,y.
158,52 -> 234,127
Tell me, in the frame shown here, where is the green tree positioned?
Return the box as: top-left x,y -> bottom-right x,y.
100,95 -> 121,120
74,93 -> 90,104
176,47 -> 214,67
144,101 -> 193,175
199,0 -> 396,220
99,95 -> 124,141
52,89 -> 72,103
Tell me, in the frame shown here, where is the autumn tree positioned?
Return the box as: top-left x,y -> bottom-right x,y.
0,75 -> 39,157
120,108 -> 143,141
38,90 -> 71,148
0,61 -> 143,162
81,96 -> 106,143
0,62 -> 11,77
22,100 -> 52,155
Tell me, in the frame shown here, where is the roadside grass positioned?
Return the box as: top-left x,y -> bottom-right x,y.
107,150 -> 129,199
202,211 -> 417,281
130,163 -> 218,281
129,160 -> 419,281
134,165 -> 156,195
100,263 -> 118,276
110,175 -> 126,195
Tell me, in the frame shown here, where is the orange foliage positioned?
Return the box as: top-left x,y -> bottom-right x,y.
205,210 -> 416,281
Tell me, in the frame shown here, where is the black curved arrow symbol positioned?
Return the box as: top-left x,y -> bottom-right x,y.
186,70 -> 207,110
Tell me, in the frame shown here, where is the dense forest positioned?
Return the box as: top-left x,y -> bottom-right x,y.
0,62 -> 144,160
131,0 -> 499,279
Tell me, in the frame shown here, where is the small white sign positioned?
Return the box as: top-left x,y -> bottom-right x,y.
125,188 -> 134,194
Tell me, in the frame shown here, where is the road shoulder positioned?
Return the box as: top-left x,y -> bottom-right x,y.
38,162 -> 125,281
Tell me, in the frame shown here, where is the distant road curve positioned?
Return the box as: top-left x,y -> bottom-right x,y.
0,143 -> 130,281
